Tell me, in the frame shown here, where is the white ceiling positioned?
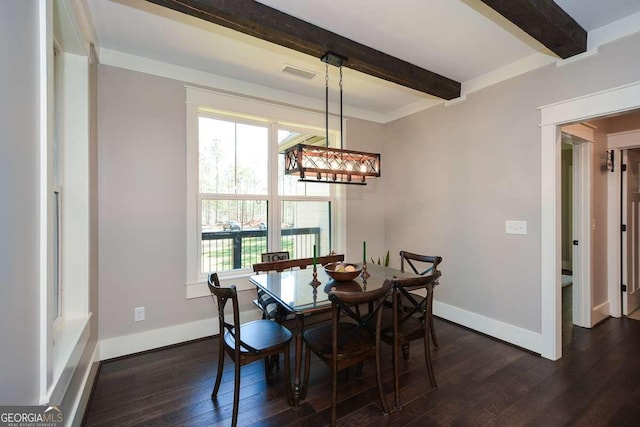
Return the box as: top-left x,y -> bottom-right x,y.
84,0 -> 640,123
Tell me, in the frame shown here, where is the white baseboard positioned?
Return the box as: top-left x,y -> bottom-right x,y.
98,310 -> 262,361
433,300 -> 541,354
98,300 -> 542,361
592,301 -> 610,326
68,344 -> 100,427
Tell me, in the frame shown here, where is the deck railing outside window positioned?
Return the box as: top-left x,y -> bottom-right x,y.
201,227 -> 321,272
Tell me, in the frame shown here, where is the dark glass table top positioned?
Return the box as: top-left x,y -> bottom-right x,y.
249,263 -> 417,314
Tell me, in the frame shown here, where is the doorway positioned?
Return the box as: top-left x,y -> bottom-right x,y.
559,129 -> 593,335
621,148 -> 640,317
540,80 -> 640,360
560,140 -> 574,343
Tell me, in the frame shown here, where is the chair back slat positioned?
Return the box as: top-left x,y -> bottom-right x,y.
253,254 -> 345,273
400,251 -> 442,276
261,251 -> 290,262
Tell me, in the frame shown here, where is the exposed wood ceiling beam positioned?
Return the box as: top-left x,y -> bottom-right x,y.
479,0 -> 587,59
145,0 -> 461,100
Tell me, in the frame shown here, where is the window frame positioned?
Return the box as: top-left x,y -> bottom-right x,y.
52,42 -> 63,323
40,0 -> 93,404
186,87 -> 346,298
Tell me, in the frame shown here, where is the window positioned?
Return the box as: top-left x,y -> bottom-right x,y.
186,87 -> 345,294
52,44 -> 63,321
197,116 -> 334,274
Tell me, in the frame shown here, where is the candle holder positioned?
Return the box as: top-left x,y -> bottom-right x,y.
361,262 -> 371,279
309,266 -> 321,287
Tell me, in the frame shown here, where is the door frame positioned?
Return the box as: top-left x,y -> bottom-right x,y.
610,144 -> 640,317
621,149 -> 631,316
539,80 -> 640,360
562,132 -> 592,328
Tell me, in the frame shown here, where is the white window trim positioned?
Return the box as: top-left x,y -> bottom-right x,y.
185,86 -> 345,298
40,0 -> 92,404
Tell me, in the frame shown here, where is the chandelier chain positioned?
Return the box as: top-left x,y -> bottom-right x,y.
339,64 -> 343,149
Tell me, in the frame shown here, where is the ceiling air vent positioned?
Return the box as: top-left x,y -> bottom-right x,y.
281,64 -> 317,80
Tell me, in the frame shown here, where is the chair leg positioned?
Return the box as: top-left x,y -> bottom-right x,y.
331,360 -> 337,427
401,343 -> 410,360
264,354 -> 280,382
264,357 -> 271,382
423,325 -> 437,388
393,341 -> 400,411
429,290 -> 439,348
212,339 -> 225,399
376,345 -> 390,415
300,345 -> 311,400
429,317 -> 439,348
283,346 -> 293,407
274,354 -> 280,371
232,361 -> 241,427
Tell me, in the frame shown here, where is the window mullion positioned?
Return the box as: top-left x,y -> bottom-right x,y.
266,123 -> 276,252
199,193 -> 269,201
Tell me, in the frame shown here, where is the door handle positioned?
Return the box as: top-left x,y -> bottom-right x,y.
573,240 -> 579,245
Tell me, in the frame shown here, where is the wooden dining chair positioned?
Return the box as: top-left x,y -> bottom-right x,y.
301,280 -> 393,426
399,251 -> 443,348
381,274 -> 441,410
208,273 -> 293,427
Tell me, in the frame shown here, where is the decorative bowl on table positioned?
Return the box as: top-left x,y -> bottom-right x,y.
323,262 -> 362,281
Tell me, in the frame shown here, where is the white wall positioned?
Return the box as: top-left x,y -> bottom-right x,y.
98,67 -> 213,340
345,119 -> 387,264
0,0 -> 41,404
383,32 -> 640,336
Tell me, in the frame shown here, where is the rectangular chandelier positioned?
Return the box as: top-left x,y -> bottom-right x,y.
284,143 -> 381,185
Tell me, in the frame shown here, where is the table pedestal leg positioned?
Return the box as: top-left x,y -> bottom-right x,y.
292,314 -> 304,407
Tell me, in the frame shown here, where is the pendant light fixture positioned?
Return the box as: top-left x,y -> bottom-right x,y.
283,52 -> 381,185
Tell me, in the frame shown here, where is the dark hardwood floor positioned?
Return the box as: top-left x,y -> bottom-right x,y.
84,309 -> 640,426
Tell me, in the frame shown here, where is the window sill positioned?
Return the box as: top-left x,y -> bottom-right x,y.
46,313 -> 92,404
186,271 -> 257,299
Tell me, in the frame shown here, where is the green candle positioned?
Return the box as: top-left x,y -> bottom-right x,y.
363,241 -> 366,264
313,244 -> 317,268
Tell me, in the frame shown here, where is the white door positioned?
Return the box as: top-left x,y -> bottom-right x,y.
622,149 -> 640,315
568,135 -> 591,328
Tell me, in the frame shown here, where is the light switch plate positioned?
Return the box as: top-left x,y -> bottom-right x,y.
506,220 -> 527,235
134,306 -> 145,322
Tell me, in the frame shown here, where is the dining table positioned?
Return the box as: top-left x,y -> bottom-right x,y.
249,262 -> 419,407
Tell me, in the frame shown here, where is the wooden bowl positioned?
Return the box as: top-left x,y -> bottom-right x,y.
323,262 -> 362,281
